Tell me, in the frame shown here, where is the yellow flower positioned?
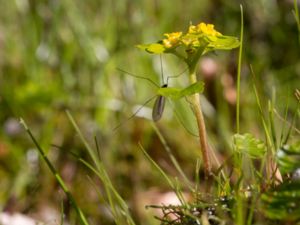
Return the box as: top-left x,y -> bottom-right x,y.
162,32 -> 182,48
181,33 -> 199,47
188,25 -> 198,34
188,22 -> 222,36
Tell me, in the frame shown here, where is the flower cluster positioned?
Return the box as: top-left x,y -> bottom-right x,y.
162,22 -> 222,49
137,21 -> 238,56
188,23 -> 221,36
162,32 -> 182,48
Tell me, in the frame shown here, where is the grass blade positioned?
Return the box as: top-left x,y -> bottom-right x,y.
151,122 -> 194,190
138,143 -> 187,205
66,111 -> 136,225
294,0 -> 300,44
19,118 -> 90,225
236,4 -> 244,134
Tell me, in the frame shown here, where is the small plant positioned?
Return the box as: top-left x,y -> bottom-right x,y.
137,22 -> 240,178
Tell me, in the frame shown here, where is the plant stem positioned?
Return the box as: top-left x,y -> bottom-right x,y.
188,67 -> 211,178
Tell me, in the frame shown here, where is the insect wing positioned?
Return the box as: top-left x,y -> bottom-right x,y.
152,95 -> 166,121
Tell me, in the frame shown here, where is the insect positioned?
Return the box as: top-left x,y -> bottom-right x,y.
151,58 -> 180,121
113,61 -> 186,130
113,58 -> 204,132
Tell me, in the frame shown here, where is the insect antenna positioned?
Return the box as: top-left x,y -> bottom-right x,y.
117,68 -> 160,88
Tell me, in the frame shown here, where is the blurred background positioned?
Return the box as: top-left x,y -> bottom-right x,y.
0,0 -> 299,224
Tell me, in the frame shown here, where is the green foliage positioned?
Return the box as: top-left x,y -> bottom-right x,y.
233,133 -> 267,158
203,35 -> 240,53
261,181 -> 300,221
277,141 -> 300,174
157,81 -> 204,99
136,43 -> 166,54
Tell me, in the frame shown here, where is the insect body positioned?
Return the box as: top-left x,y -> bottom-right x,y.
152,84 -> 168,121
117,66 -> 177,123
112,68 -> 168,131
114,62 -> 204,132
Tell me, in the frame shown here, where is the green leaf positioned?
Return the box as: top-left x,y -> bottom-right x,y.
277,141 -> 300,174
136,43 -> 166,54
157,81 -> 204,99
205,35 -> 240,52
261,181 -> 300,221
233,133 -> 266,158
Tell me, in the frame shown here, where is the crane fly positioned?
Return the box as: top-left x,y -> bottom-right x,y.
113,63 -> 186,131
151,57 -> 172,122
